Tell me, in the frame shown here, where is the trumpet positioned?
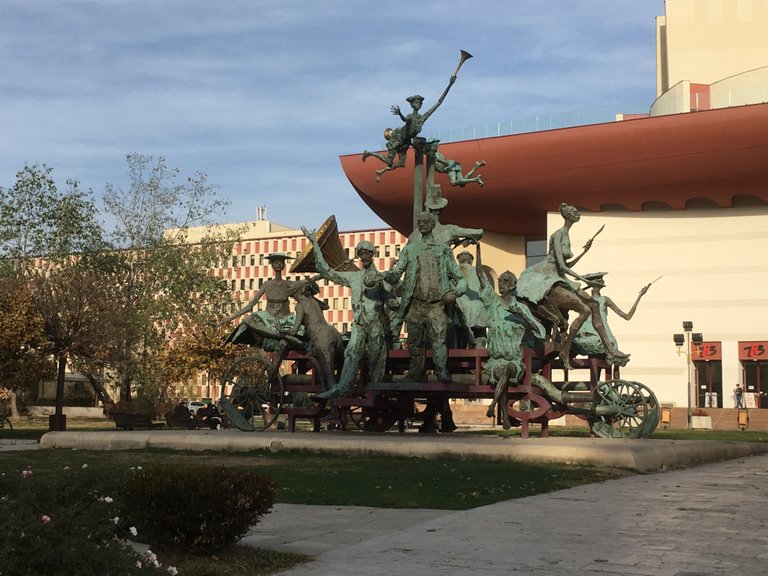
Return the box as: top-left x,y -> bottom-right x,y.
452,50 -> 473,77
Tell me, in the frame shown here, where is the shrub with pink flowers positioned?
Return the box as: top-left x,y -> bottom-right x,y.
0,463 -> 170,575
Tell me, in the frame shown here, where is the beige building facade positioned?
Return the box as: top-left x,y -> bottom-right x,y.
547,207 -> 768,410
657,0 -> 768,94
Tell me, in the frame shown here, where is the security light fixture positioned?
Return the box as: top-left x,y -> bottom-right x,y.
682,321 -> 693,332
692,333 -> 703,346
673,333 -> 685,347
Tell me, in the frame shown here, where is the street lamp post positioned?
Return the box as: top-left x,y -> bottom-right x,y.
674,321 -> 703,430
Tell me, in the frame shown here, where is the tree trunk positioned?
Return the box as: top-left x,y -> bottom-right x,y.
0,386 -> 21,420
8,388 -> 20,420
120,371 -> 133,403
84,372 -> 114,411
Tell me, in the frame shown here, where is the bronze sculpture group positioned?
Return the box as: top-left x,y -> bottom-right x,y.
220,50 -> 659,436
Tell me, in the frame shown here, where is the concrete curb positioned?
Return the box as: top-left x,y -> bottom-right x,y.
39,430 -> 768,472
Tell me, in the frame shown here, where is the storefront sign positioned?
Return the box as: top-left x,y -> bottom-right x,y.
692,341 -> 721,361
739,341 -> 768,361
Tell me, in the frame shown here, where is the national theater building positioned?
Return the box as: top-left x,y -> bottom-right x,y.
201,1 -> 767,415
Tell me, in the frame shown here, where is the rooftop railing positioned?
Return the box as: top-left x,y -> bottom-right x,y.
425,102 -> 651,144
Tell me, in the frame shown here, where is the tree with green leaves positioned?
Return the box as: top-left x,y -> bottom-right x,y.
100,153 -> 239,403
0,164 -> 104,274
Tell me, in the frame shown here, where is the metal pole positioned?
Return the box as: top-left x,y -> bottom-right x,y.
412,138 -> 425,232
686,331 -> 692,429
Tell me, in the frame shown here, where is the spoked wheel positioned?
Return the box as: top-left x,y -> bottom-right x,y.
589,379 -> 659,438
220,356 -> 284,431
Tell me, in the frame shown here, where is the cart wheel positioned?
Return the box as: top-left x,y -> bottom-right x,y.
220,356 -> 284,432
590,379 -> 658,438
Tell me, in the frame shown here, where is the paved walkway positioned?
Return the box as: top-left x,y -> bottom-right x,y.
249,453 -> 768,576
0,438 -> 40,451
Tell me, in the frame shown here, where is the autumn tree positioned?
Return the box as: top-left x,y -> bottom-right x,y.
162,323 -> 258,393
0,277 -> 53,418
30,263 -> 128,427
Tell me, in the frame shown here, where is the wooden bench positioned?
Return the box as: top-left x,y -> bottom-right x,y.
165,412 -> 201,429
110,412 -> 165,431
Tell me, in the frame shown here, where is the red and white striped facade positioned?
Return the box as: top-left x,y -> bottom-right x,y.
211,223 -> 408,333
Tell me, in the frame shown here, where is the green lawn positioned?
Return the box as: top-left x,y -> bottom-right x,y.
0,447 -> 628,510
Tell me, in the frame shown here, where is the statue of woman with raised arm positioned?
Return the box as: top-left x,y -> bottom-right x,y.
222,253 -> 303,351
515,203 -> 628,368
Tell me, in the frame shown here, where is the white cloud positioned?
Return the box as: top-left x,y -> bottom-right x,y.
0,0 -> 666,230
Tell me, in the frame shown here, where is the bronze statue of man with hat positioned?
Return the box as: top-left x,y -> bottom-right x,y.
302,230 -> 391,398
385,211 -> 468,383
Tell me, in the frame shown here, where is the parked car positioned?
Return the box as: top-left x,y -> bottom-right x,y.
185,400 -> 206,414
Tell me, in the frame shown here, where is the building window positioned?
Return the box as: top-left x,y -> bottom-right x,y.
250,255 -> 256,266
232,256 -> 238,267
249,279 -> 254,289
343,297 -> 349,309
241,255 -> 246,266
240,279 -> 245,290
525,236 -> 547,268
385,245 -> 391,257
333,298 -> 339,310
395,244 -> 401,257
230,280 -> 236,291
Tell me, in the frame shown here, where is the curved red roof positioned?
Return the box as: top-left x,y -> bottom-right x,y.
340,103 -> 768,236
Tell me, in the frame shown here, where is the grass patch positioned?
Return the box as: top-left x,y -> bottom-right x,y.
157,546 -> 309,576
1,447 -> 628,510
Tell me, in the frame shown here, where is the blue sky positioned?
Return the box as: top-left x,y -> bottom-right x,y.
0,0 -> 664,231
